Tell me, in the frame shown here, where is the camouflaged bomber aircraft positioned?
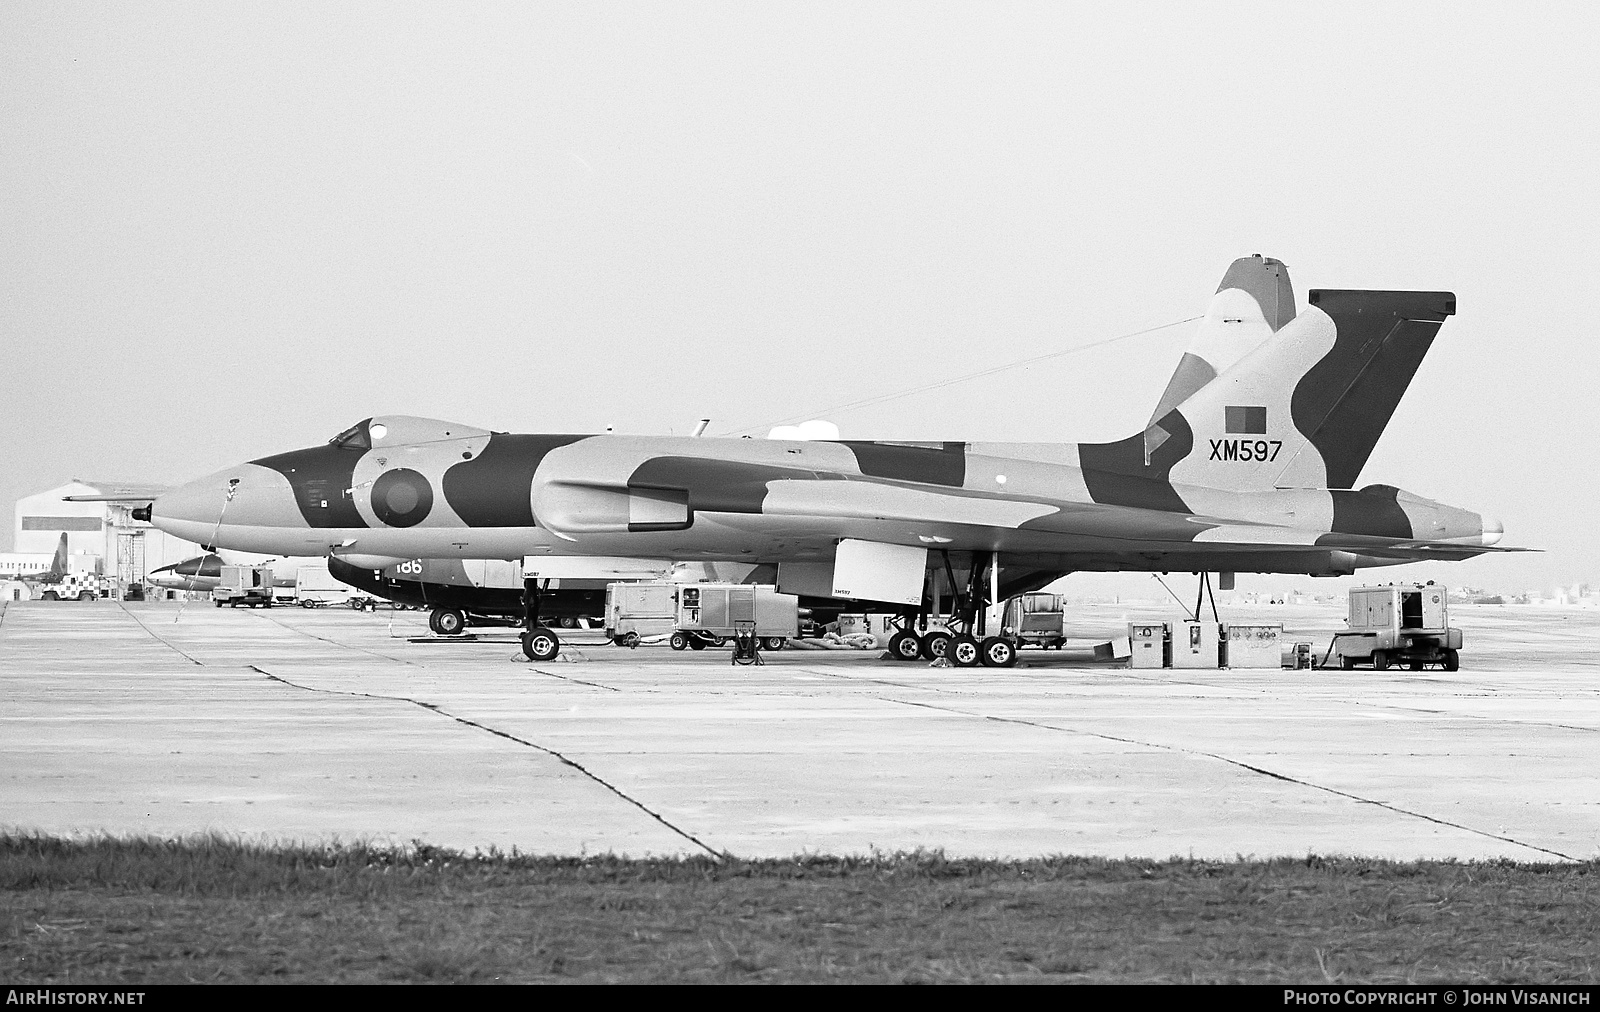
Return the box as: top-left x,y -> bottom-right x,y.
146,257 -> 1510,666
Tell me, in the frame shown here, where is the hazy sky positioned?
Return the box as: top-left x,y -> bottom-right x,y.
3,3 -> 1596,592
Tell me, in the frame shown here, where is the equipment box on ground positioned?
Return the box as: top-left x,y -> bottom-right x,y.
1128,622 -> 1169,668
1171,620 -> 1222,669
1225,623 -> 1283,668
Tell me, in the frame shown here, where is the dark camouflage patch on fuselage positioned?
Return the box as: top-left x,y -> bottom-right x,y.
253,444 -> 370,529
838,441 -> 966,486
1329,486 -> 1414,539
628,457 -> 824,515
443,434 -> 587,527
1078,409 -> 1194,513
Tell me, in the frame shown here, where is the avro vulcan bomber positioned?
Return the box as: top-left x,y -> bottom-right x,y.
147,257 -> 1511,664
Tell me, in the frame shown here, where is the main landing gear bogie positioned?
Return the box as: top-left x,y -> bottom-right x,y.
883,546 -> 1020,667
888,628 -> 1016,668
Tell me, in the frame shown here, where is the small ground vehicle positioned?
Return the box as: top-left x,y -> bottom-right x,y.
212,566 -> 274,608
1002,593 -> 1069,649
123,582 -> 145,602
37,573 -> 100,602
1332,583 -> 1461,671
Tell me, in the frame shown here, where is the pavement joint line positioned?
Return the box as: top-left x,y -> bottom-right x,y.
1327,696 -> 1600,736
117,603 -> 204,666
246,663 -> 727,861
833,665 -> 1600,738
799,667 -> 977,695
875,695 -> 1580,863
247,609 -> 421,667
529,668 -> 623,692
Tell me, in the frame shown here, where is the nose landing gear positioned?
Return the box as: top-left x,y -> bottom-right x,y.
519,578 -> 561,662
521,626 -> 561,662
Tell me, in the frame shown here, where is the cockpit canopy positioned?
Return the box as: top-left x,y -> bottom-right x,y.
329,419 -> 373,450
327,415 -> 493,449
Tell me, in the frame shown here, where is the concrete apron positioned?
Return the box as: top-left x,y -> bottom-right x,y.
2,601 -> 1595,861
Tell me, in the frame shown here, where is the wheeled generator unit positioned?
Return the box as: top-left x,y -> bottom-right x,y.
605,582 -> 799,651
674,584 -> 798,651
212,565 -> 274,608
1332,583 -> 1461,671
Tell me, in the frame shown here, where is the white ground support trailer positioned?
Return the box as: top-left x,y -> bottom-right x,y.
605,581 -> 678,647
605,582 -> 799,652
212,565 -> 274,608
294,564 -> 356,608
1002,593 -> 1069,649
1332,583 -> 1461,671
673,583 -> 798,652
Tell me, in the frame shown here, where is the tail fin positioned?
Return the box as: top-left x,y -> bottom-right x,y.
1147,255 -> 1296,431
1161,290 -> 1455,492
48,534 -> 68,579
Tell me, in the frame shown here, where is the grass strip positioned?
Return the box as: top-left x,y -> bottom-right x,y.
2,834 -> 1596,984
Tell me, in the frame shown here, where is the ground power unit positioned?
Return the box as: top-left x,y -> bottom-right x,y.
1332,583 -> 1462,671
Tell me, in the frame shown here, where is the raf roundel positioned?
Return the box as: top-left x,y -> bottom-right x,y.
370,468 -> 435,528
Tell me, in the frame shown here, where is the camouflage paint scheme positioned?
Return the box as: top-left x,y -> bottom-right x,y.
151,276 -> 1507,596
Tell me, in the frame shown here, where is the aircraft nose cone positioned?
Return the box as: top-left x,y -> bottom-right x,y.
1480,515 -> 1504,546
151,464 -> 305,547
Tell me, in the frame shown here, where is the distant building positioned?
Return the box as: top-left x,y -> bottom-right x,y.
13,482 -> 106,556
10,482 -> 202,596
